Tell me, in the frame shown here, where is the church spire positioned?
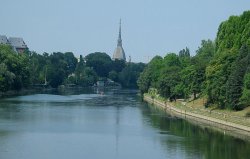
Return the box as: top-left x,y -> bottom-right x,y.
117,19 -> 122,47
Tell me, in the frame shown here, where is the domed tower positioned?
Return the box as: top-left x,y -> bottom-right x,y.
113,19 -> 126,61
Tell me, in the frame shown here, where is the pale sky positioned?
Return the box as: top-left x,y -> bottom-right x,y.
1,0 -> 249,62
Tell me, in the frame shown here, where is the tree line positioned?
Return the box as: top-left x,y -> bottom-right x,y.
0,45 -> 145,92
138,10 -> 250,110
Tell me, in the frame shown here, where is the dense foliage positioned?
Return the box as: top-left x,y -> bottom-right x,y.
138,11 -> 250,110
0,47 -> 145,92
138,44 -> 212,102
0,45 -> 30,91
118,62 -> 146,88
206,11 -> 250,110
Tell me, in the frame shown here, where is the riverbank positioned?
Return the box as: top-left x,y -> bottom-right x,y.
0,86 -> 122,99
144,94 -> 250,140
0,87 -> 61,99
0,89 -> 43,98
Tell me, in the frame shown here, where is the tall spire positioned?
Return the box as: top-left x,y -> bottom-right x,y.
119,19 -> 121,39
117,19 -> 122,47
113,19 -> 126,61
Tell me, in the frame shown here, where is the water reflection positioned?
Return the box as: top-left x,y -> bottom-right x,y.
140,103 -> 250,159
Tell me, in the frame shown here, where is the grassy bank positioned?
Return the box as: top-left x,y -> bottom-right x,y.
144,93 -> 250,132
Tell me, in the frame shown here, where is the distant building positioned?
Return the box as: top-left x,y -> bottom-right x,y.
0,35 -> 28,53
0,35 -> 9,45
112,19 -> 126,61
8,37 -> 28,53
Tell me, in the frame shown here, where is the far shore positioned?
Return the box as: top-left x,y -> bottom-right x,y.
0,88 -> 55,99
0,85 -> 124,99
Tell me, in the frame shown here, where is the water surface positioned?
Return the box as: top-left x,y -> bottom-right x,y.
0,89 -> 249,159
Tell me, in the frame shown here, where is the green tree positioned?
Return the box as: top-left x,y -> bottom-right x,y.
46,52 -> 67,88
157,66 -> 181,101
85,52 -> 112,77
108,70 -> 119,82
119,62 -> 146,88
137,56 -> 163,93
205,50 -> 238,108
157,53 -> 182,100
0,63 -> 15,91
226,45 -> 250,110
205,11 -> 250,109
179,65 -> 203,100
240,73 -> 250,108
64,52 -> 78,75
0,44 -> 30,90
74,55 -> 98,86
137,68 -> 151,94
112,59 -> 125,73
188,40 -> 215,99
216,11 -> 250,53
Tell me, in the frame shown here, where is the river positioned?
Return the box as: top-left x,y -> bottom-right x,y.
0,89 -> 249,159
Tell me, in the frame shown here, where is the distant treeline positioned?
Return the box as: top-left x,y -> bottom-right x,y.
0,45 -> 145,92
138,10 -> 250,110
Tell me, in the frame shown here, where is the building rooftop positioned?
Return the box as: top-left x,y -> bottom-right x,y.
8,37 -> 27,49
0,35 -> 9,45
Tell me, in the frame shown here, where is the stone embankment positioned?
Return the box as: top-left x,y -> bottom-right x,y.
144,95 -> 250,134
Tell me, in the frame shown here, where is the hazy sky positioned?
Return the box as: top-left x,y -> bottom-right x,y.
1,0 -> 249,62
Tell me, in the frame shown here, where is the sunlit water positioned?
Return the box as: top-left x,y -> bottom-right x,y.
0,89 -> 249,159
